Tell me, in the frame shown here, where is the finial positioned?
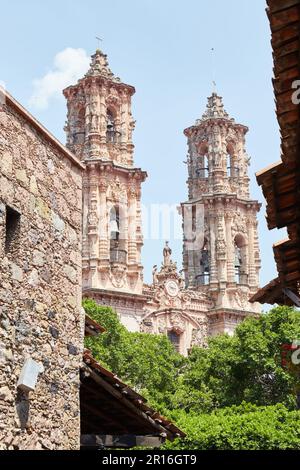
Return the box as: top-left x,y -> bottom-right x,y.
200,93 -> 230,121
95,36 -> 103,52
211,48 -> 217,94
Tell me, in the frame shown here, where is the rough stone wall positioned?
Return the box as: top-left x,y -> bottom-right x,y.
0,100 -> 83,449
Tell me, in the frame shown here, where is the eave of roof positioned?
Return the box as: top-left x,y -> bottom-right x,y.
256,0 -> 300,231
85,315 -> 106,337
250,236 -> 300,305
81,350 -> 185,440
239,0 -> 300,306
250,276 -> 299,306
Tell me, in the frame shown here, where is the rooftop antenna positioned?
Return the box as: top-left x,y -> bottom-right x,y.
211,47 -> 217,93
96,36 -> 103,51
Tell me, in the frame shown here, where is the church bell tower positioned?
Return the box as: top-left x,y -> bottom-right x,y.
63,50 -> 147,329
181,93 -> 261,335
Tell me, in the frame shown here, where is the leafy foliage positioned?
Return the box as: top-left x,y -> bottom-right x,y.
83,298 -> 184,401
168,306 -> 300,412
83,299 -> 300,449
163,404 -> 300,450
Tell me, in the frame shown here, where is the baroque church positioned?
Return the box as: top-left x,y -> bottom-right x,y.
64,49 -> 261,356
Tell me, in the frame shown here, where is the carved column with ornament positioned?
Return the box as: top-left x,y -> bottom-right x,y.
142,243 -> 211,356
64,49 -> 147,332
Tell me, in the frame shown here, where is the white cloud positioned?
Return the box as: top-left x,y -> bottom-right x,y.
29,48 -> 90,109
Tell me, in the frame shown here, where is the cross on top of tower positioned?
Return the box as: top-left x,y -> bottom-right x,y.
96,36 -> 102,51
197,92 -> 233,123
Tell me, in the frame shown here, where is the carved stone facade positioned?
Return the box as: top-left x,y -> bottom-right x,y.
142,243 -> 210,356
63,50 -> 147,330
64,51 -> 262,354
181,93 -> 261,336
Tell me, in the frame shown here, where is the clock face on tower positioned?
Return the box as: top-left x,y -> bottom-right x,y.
165,280 -> 179,297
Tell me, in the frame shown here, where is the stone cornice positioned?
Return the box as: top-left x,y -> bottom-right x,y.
83,288 -> 148,302
63,75 -> 135,98
181,196 -> 261,210
184,120 -> 248,137
85,159 -> 148,181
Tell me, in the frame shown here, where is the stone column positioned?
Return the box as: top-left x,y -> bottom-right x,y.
248,217 -> 257,287
99,179 -> 109,261
209,213 -> 217,283
120,91 -> 128,145
87,166 -> 99,288
225,212 -> 235,283
99,86 -> 109,158
215,212 -> 227,283
135,187 -> 143,265
128,185 -> 137,264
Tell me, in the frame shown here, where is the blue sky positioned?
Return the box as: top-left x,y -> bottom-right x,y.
0,0 -> 285,289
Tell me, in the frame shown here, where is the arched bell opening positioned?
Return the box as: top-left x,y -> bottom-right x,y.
196,238 -> 210,286
106,108 -> 120,144
226,143 -> 239,178
196,143 -> 209,178
109,205 -> 127,264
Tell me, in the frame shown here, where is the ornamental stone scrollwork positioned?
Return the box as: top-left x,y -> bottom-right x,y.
232,290 -> 250,309
158,316 -> 167,334
170,312 -> 186,333
99,178 -> 109,193
216,237 -> 226,259
191,323 -> 208,348
110,265 -> 127,289
195,180 -> 209,194
106,95 -> 120,109
181,291 -> 193,306
141,320 -> 154,334
229,180 -> 239,193
107,181 -> 127,202
232,211 -> 247,234
127,185 -> 137,200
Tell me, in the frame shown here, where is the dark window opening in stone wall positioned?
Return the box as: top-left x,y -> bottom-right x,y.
5,206 -> 21,255
168,330 -> 180,352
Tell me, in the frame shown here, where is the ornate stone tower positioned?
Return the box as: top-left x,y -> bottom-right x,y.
63,50 -> 147,331
181,93 -> 261,336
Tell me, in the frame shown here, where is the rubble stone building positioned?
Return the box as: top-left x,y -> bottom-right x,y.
0,89 -> 84,449
64,50 -> 262,355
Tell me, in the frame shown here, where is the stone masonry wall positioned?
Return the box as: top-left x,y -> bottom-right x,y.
0,99 -> 83,449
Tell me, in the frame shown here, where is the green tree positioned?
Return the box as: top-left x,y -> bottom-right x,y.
163,403 -> 300,450
83,300 -> 300,415
174,306 -> 300,411
83,298 -> 184,404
